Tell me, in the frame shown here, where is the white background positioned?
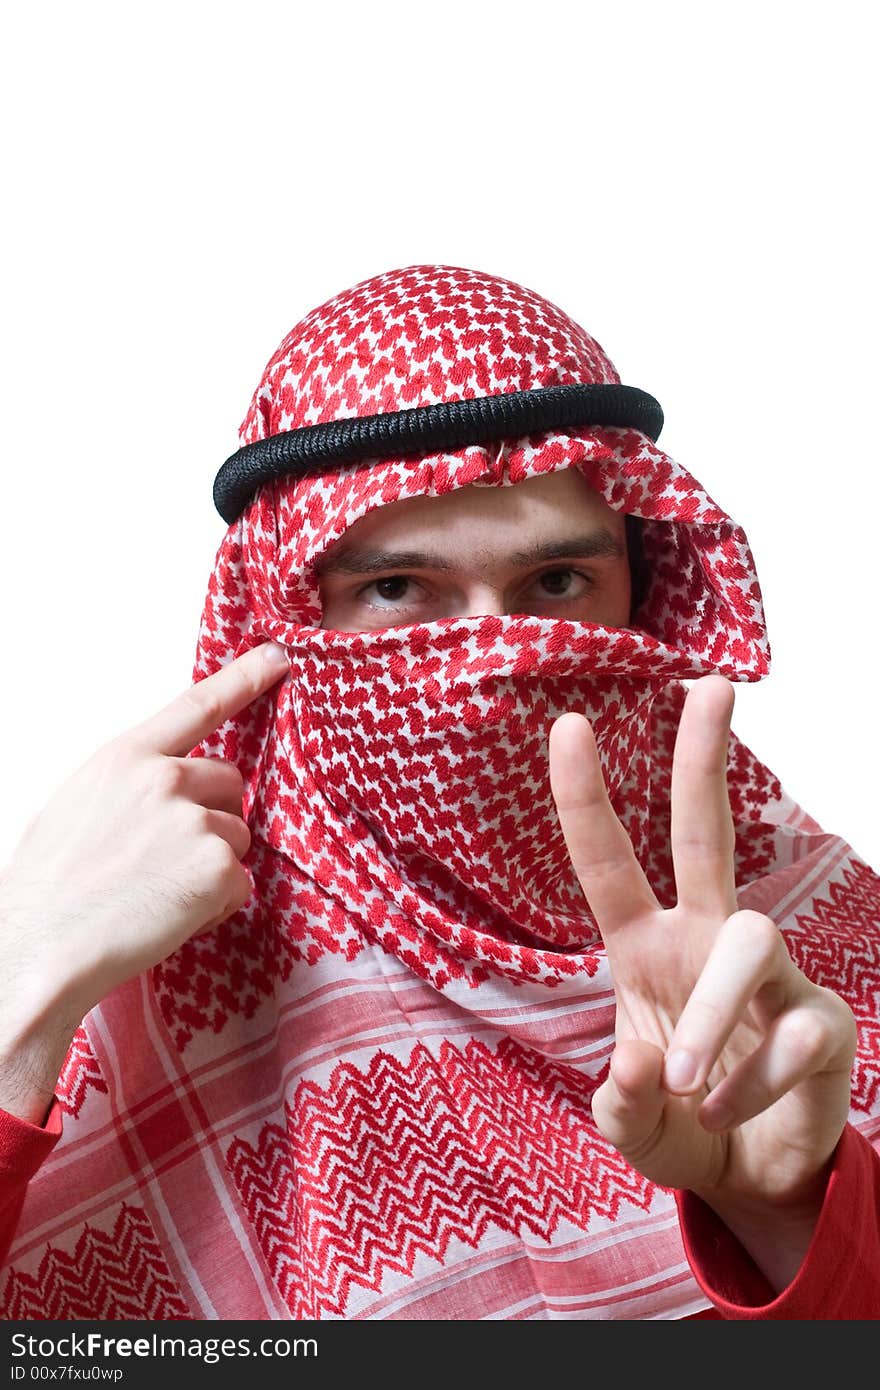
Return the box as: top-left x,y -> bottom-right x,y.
1,2 -> 877,870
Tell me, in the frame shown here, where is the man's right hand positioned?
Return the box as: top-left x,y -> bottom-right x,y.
0,640 -> 290,1124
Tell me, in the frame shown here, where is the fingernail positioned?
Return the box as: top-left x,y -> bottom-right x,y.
665,1050 -> 698,1090
264,641 -> 290,666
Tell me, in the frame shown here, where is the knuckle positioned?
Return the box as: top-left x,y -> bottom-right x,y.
190,807 -> 250,866
192,805 -> 222,840
686,995 -> 727,1032
202,835 -> 240,878
150,757 -> 188,798
727,910 -> 780,966
216,759 -> 246,795
212,868 -> 253,925
577,839 -> 640,882
817,986 -> 859,1055
601,1096 -> 631,1132
674,821 -> 734,855
181,684 -> 224,732
588,1083 -> 616,1137
777,1008 -> 830,1066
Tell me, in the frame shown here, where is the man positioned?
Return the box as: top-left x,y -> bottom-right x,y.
0,264 -> 878,1319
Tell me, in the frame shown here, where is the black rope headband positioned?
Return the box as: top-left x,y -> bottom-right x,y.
212,382 -> 664,524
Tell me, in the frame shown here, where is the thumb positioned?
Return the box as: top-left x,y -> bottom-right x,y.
591,1039 -> 666,1158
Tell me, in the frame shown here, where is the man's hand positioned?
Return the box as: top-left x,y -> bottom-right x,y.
549,674 -> 857,1293
0,640 -> 290,1123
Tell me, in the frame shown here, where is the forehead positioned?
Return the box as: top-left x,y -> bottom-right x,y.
312,472 -> 632,587
323,468 -> 621,550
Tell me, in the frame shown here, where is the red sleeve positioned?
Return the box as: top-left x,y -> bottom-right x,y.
676,1123 -> 880,1319
0,1101 -> 63,1267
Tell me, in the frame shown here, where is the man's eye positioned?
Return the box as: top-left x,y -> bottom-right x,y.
360,576 -> 424,607
528,568 -> 595,600
375,577 -> 410,601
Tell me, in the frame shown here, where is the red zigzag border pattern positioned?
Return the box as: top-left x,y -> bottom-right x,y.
55,1025 -> 109,1118
792,857 -> 880,1114
226,1035 -> 654,1318
0,1204 -> 191,1320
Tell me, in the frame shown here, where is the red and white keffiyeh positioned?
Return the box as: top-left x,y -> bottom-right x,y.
3,265 -> 879,1320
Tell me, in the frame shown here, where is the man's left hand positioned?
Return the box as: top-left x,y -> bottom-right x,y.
548,674 -> 857,1291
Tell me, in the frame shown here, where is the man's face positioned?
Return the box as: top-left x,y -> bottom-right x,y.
317,468 -> 632,631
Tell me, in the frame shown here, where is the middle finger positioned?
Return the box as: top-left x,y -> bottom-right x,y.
169,755 -> 246,817
670,675 -> 738,918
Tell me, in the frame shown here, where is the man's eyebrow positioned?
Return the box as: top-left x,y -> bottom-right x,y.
509,532 -> 626,565
315,529 -> 626,576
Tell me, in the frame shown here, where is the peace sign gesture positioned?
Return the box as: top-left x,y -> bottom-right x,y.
548,675 -> 857,1290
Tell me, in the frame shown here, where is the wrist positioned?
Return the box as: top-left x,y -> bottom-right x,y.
0,882 -> 87,1125
691,1160 -> 833,1294
0,1005 -> 81,1127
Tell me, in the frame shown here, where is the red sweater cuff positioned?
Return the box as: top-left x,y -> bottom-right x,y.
676,1124 -> 880,1319
0,1098 -> 64,1266
0,1098 -> 63,1183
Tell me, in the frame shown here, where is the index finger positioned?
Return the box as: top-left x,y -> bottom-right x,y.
549,711 -> 659,934
124,641 -> 290,757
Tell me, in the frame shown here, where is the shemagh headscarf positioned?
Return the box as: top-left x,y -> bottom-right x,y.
4,265 -> 879,1320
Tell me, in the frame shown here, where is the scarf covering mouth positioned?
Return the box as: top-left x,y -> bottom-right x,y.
4,264 -> 879,1321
